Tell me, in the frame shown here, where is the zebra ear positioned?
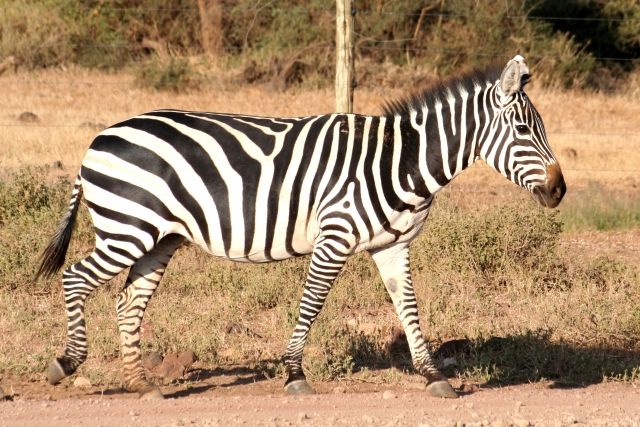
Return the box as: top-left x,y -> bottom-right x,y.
499,55 -> 530,98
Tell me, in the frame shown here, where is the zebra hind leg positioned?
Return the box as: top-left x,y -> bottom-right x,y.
48,246 -> 135,385
117,235 -> 183,400
370,243 -> 458,399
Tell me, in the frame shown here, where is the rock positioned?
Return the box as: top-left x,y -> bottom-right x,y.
143,352 -> 164,371
177,350 -> 196,370
382,390 -> 397,400
297,412 -> 308,421
73,376 -> 92,388
155,353 -> 185,381
561,147 -> 577,160
18,111 -> 39,123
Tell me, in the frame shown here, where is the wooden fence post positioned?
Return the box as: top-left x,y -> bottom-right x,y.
197,0 -> 224,61
335,0 -> 355,113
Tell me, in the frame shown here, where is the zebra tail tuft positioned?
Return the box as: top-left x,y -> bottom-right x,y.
35,176 -> 83,281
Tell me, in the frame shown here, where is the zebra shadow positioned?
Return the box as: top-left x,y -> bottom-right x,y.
374,328 -> 640,389
164,361 -> 282,398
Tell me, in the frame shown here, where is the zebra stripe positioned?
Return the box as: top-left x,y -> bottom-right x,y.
38,55 -> 565,399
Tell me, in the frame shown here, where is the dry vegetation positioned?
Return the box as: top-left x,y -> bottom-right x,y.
0,68 -> 639,392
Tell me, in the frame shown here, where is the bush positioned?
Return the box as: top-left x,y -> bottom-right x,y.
2,0 -> 637,90
413,195 -> 563,281
0,168 -> 72,289
135,56 -> 203,91
0,167 -> 70,224
0,2 -> 74,69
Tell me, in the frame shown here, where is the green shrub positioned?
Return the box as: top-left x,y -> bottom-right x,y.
413,195 -> 563,281
0,168 -> 69,224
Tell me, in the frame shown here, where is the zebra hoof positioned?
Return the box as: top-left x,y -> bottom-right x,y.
47,359 -> 68,385
284,380 -> 315,395
427,380 -> 458,399
139,387 -> 164,400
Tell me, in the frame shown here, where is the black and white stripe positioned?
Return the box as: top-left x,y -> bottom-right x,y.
37,55 -> 565,399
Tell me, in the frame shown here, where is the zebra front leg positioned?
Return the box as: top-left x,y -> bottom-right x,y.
370,243 -> 458,398
48,248 -> 131,385
117,235 -> 183,399
283,236 -> 349,394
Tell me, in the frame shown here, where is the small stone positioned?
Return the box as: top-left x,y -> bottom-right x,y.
129,410 -> 139,417
297,412 -> 308,421
382,390 -> 397,400
333,386 -> 346,394
18,111 -> 39,123
143,352 -> 164,370
177,350 -> 196,370
73,376 -> 92,388
561,147 -> 578,160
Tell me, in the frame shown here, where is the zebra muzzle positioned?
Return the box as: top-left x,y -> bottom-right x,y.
534,164 -> 566,208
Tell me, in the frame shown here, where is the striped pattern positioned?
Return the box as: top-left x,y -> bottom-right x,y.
38,55 -> 564,397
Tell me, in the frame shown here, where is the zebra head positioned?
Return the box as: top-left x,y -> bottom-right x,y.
480,55 -> 566,208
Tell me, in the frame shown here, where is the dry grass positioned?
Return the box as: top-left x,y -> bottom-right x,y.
1,68 -> 639,388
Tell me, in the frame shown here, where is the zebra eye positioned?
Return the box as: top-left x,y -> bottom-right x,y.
515,124 -> 530,134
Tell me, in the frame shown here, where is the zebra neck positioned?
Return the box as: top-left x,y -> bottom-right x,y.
389,83 -> 495,199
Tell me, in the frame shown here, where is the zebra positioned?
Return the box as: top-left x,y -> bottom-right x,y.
36,55 -> 565,400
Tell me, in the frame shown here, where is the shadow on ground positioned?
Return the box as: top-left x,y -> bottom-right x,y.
378,329 -> 640,388
83,331 -> 639,399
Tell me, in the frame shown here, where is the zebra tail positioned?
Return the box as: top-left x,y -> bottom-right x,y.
35,175 -> 83,280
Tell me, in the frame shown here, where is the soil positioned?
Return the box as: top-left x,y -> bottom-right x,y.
1,373 -> 639,426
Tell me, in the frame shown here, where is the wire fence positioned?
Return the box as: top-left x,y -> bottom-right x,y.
2,4 -> 637,63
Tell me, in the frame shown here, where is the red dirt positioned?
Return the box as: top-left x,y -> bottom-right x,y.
2,375 -> 639,426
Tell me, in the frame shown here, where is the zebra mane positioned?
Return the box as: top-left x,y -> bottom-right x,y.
382,63 -> 505,117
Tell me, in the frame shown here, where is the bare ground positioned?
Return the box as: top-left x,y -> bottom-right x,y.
1,374 -> 640,426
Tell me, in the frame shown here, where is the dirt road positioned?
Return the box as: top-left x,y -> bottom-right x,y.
1,379 -> 639,426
